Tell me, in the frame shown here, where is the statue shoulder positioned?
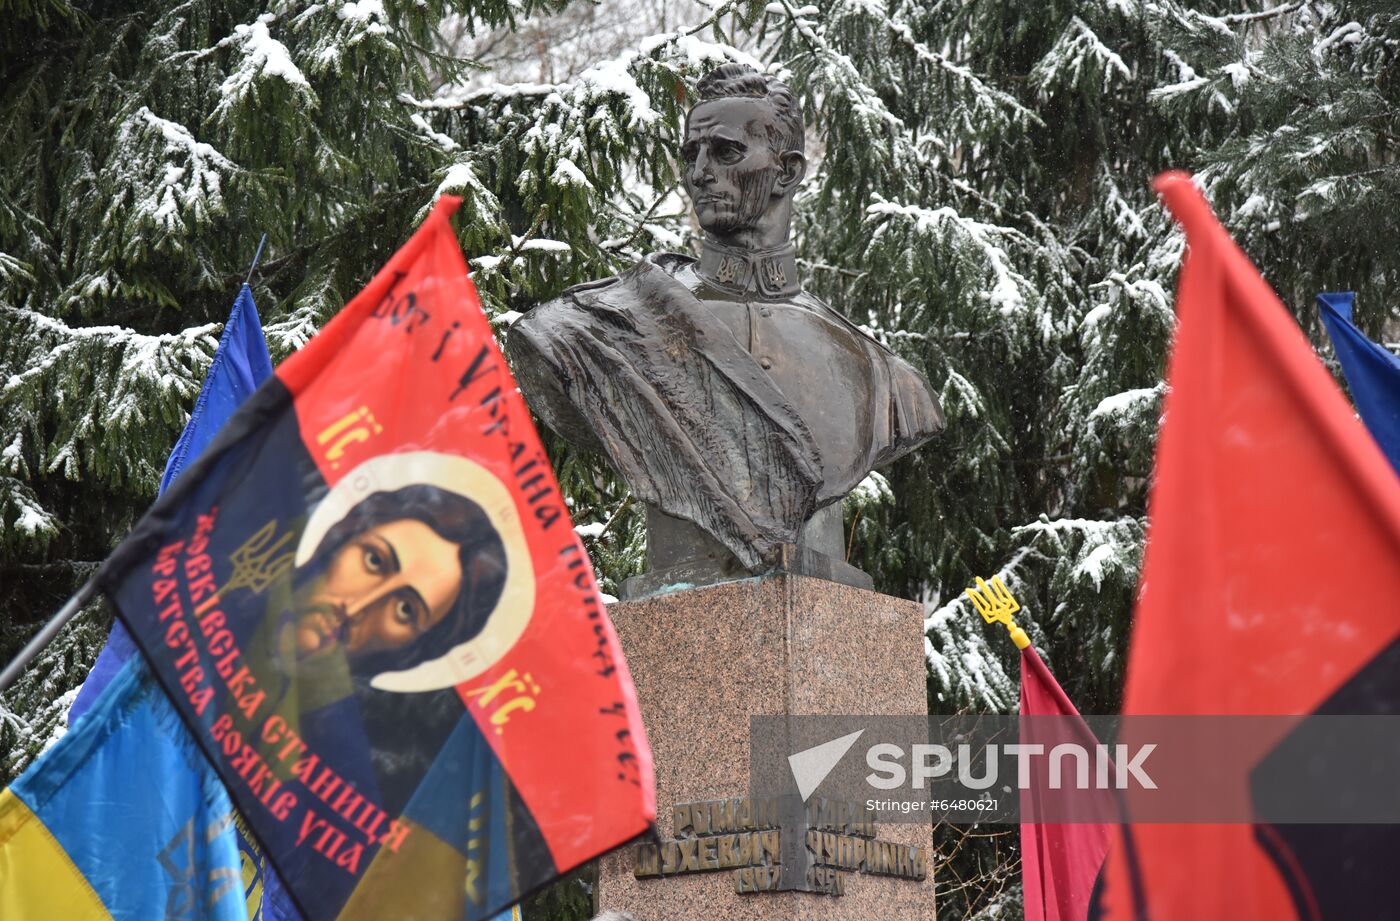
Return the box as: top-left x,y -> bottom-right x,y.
791,291 -> 943,433
552,251 -> 697,301
515,251 -> 700,345
794,290 -> 899,355
646,251 -> 698,274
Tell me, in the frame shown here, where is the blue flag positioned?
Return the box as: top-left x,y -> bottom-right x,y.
71,285 -> 274,723
16,284 -> 298,919
1317,291 -> 1400,476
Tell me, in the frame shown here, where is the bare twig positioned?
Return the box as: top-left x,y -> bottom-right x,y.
593,495 -> 634,542
609,183 -> 680,252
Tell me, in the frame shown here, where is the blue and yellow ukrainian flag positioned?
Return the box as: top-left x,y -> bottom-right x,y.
0,658 -> 249,919
0,659 -> 520,915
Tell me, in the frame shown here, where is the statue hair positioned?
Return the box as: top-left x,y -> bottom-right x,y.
695,63 -> 805,156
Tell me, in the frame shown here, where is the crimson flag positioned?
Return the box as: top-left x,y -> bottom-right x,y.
94,197 -> 655,921
1100,173 -> 1400,919
1020,646 -> 1111,921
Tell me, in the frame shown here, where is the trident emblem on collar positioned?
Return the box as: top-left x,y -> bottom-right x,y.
762,257 -> 786,288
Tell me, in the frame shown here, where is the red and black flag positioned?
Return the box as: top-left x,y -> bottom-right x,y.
968,577 -> 1114,921
1020,645 -> 1113,921
1100,174 -> 1400,919
94,197 -> 656,921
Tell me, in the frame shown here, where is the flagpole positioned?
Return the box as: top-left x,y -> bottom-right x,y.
245,233 -> 268,286
0,576 -> 100,694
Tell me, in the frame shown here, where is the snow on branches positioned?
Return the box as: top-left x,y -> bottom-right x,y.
6,0 -> 1394,795
109,109 -> 240,252
416,8 -> 760,315
216,15 -> 316,116
0,306 -> 217,551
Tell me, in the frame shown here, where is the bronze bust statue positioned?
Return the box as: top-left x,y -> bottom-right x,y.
508,64 -> 944,596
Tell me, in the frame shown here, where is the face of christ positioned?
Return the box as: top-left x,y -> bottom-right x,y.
292,518 -> 463,663
284,483 -> 509,680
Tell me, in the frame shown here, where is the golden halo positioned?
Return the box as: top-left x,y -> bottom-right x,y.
297,451 -> 535,692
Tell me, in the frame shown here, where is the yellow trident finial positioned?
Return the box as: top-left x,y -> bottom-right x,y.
965,575 -> 1030,650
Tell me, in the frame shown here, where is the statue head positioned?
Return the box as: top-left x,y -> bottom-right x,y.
683,64 -> 806,249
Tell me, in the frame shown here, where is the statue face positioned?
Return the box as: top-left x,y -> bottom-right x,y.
291,518 -> 463,663
682,97 -> 788,238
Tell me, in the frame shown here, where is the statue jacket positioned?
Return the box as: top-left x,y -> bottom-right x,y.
507,252 -> 944,570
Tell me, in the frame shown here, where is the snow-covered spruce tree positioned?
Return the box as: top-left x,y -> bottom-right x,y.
5,0 -> 1385,910
0,0 -> 758,780
1189,2 -> 1400,336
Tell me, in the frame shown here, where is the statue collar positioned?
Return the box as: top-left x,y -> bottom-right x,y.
697,239 -> 801,299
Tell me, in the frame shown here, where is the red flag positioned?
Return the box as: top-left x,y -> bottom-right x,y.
1020,646 -> 1111,921
1100,173 -> 1400,919
96,196 -> 655,920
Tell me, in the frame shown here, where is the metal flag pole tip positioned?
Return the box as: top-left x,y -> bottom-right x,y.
245,233 -> 269,287
965,575 -> 1030,650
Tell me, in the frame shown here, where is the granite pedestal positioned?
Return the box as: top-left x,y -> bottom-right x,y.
596,574 -> 936,919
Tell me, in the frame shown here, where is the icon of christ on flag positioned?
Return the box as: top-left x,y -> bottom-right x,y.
91,196 -> 656,921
